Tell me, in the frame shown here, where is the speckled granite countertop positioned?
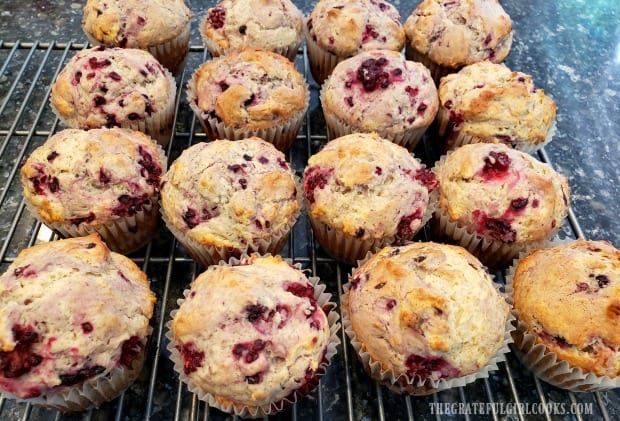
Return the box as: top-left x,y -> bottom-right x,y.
2,0 -> 617,246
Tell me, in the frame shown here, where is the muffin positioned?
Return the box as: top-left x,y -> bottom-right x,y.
302,133 -> 438,264
509,240 -> 620,391
342,242 -> 511,395
167,254 -> 338,418
82,0 -> 192,75
321,49 -> 439,150
50,46 -> 176,146
20,128 -> 166,255
187,48 -> 309,151
404,0 -> 513,84
306,0 -> 405,84
438,61 -> 557,152
200,0 -> 304,61
160,138 -> 301,266
433,143 -> 571,268
0,234 -> 156,411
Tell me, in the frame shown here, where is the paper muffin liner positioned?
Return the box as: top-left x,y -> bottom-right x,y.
304,23 -> 343,85
319,80 -> 429,150
200,17 -> 302,62
405,43 -> 457,86
24,142 -> 167,255
85,20 -> 190,76
8,334 -> 149,412
430,152 -> 563,269
306,183 -> 438,265
504,245 -> 620,392
165,255 -> 341,418
187,72 -> 309,152
437,104 -> 558,154
341,258 -> 514,395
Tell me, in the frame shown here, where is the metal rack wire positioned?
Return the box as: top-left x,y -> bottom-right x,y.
0,41 -> 617,421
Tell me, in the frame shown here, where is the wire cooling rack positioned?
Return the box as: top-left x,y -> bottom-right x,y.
0,41 -> 617,421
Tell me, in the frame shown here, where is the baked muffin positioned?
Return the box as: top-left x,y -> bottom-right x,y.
433,143 -> 571,268
82,0 -> 192,75
50,46 -> 176,146
438,61 -> 557,152
509,240 -> 620,391
0,234 -> 156,411
342,242 -> 510,395
160,138 -> 301,266
321,49 -> 439,150
20,128 -> 166,255
200,0 -> 304,61
404,0 -> 513,84
306,0 -> 405,84
302,133 -> 438,264
167,254 -> 338,417
187,48 -> 309,151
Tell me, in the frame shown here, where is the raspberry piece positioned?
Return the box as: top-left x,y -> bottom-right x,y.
0,325 -> 43,378
405,354 -> 460,379
483,151 -> 511,175
59,365 -> 105,386
207,7 -> 226,29
120,336 -> 143,367
303,166 -> 333,204
177,342 -> 204,375
138,146 -> 162,187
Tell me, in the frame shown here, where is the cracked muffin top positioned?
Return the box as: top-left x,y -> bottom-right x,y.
20,127 -> 165,228
187,49 -> 308,131
344,242 -> 509,382
404,0 -> 513,68
0,234 -> 155,399
170,254 -> 331,409
306,0 -> 405,58
321,49 -> 439,136
438,61 -> 557,152
511,239 -> 620,378
50,47 -> 175,135
200,0 -> 304,58
303,133 -> 438,243
160,137 -> 300,251
434,143 -> 570,246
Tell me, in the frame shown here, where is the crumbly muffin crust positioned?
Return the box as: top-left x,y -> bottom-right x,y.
404,0 -> 513,68
303,133 -> 438,242
435,143 -> 570,245
170,254 -> 331,408
345,242 -> 509,380
321,50 -> 439,136
307,0 -> 405,57
50,47 -> 174,132
188,49 -> 308,130
438,61 -> 557,150
512,240 -> 620,377
83,0 -> 190,48
0,234 -> 155,399
201,0 -> 303,56
20,128 -> 164,228
160,138 -> 300,251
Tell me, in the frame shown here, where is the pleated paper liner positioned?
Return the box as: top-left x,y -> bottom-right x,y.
166,255 -> 341,418
505,244 -> 620,392
341,250 -> 515,396
436,103 -> 557,154
187,70 -> 309,152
